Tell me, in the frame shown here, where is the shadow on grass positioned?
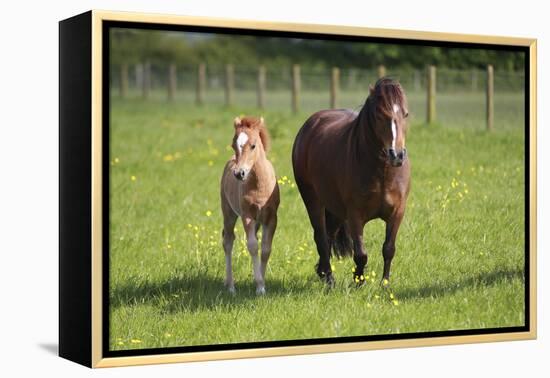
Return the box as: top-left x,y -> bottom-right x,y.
110,267 -> 524,312
110,273 -> 314,313
395,267 -> 525,301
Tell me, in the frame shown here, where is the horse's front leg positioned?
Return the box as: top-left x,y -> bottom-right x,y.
382,209 -> 404,286
349,216 -> 368,285
243,217 -> 265,295
260,212 -> 277,283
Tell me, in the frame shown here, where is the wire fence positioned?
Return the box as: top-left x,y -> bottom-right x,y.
110,63 -> 525,130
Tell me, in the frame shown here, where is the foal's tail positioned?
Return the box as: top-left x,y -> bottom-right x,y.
326,210 -> 353,258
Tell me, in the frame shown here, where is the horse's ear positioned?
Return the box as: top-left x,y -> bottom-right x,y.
369,84 -> 375,96
234,117 -> 242,128
259,116 -> 264,126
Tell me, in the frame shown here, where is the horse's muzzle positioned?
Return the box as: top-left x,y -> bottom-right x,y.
233,168 -> 248,181
388,148 -> 407,167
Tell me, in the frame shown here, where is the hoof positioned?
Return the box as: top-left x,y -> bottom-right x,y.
226,284 -> 236,295
317,267 -> 335,288
353,273 -> 366,287
256,287 -> 266,296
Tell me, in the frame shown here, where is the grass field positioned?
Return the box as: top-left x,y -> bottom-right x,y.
108,92 -> 525,350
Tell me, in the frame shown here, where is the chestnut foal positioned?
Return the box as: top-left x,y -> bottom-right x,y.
220,116 -> 280,295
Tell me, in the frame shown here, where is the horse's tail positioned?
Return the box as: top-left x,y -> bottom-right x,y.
333,224 -> 354,258
326,210 -> 353,258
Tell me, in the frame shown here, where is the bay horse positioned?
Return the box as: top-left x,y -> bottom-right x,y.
292,78 -> 410,287
220,116 -> 280,295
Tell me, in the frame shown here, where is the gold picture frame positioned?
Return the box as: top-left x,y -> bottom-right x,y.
59,9 -> 537,368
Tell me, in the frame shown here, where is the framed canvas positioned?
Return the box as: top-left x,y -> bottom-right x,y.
59,10 -> 537,368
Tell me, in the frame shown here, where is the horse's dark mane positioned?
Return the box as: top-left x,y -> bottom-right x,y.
361,77 -> 408,122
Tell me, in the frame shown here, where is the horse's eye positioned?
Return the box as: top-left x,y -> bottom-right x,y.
251,144 -> 256,150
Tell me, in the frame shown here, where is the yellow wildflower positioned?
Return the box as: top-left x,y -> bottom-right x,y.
131,175 -> 136,181
130,339 -> 142,344
206,210 -> 212,217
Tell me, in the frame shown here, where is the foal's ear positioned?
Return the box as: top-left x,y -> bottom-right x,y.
234,117 -> 242,128
259,116 -> 265,125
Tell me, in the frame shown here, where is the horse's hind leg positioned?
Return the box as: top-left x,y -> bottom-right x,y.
296,183 -> 333,286
382,210 -> 404,286
243,217 -> 265,295
221,196 -> 238,294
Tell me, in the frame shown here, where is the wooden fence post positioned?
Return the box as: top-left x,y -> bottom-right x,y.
257,65 -> 266,109
292,64 -> 301,114
225,64 -> 235,107
330,67 -> 340,109
168,63 -> 177,102
377,65 -> 386,79
196,63 -> 205,106
427,65 -> 436,124
120,63 -> 128,98
143,61 -> 151,99
486,64 -> 494,131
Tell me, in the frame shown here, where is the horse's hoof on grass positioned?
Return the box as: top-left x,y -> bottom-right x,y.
353,273 -> 366,287
256,287 -> 266,296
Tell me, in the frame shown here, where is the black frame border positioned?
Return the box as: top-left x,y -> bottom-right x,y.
101,20 -> 531,359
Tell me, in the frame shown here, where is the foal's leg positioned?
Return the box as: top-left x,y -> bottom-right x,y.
382,210 -> 404,286
221,196 -> 238,294
260,213 -> 277,282
243,217 -> 264,295
349,215 -> 368,285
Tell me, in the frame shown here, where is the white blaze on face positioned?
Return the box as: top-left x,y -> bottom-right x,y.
391,119 -> 397,149
236,132 -> 249,153
391,103 -> 399,149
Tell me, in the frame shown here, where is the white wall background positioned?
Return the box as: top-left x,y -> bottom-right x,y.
0,0 -> 547,376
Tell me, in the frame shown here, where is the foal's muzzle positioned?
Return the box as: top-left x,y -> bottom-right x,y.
233,168 -> 248,181
388,148 -> 407,167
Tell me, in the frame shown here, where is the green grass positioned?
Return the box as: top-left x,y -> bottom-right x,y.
109,95 -> 525,350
